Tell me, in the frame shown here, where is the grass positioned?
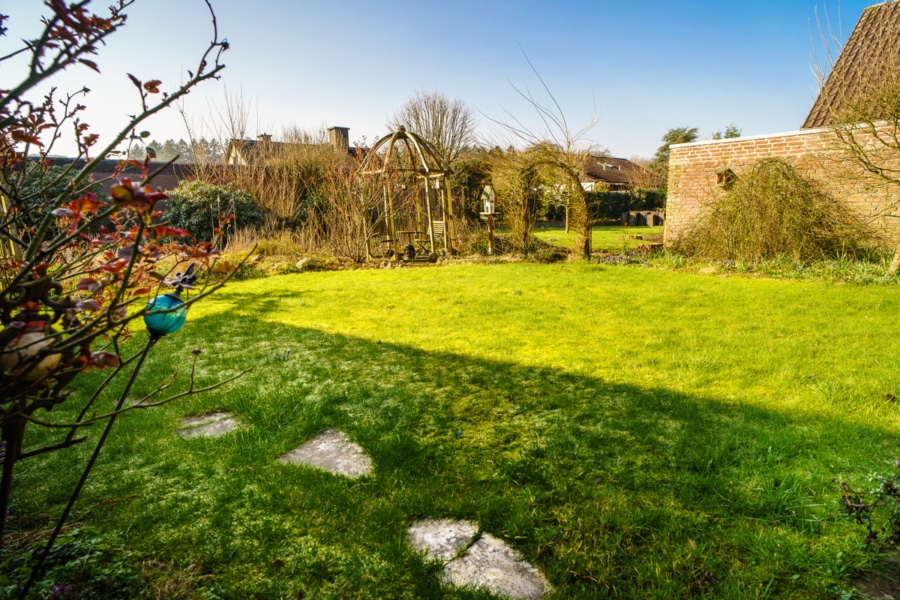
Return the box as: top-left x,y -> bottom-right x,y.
5,263 -> 900,598
532,224 -> 663,253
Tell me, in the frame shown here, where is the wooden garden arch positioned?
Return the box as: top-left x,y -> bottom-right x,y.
357,126 -> 455,261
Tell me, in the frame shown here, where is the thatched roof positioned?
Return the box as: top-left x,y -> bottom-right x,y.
803,1 -> 900,129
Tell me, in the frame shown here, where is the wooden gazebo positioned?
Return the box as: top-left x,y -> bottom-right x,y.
357,126 -> 455,261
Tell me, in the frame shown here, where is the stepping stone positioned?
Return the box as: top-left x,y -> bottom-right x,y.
177,412 -> 242,438
407,519 -> 478,561
444,534 -> 550,600
280,430 -> 372,478
407,520 -> 550,599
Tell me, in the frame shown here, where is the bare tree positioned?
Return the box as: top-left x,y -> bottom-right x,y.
487,53 -> 598,259
624,155 -> 663,190
390,90 -> 476,164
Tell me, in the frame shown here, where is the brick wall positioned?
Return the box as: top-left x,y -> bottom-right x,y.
664,125 -> 900,247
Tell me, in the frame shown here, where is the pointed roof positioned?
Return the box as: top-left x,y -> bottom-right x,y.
803,1 -> 900,129
224,137 -> 292,166
224,131 -> 361,166
357,126 -> 451,177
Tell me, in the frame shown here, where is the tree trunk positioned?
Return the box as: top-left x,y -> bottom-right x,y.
0,416 -> 26,548
583,221 -> 592,261
564,205 -> 570,234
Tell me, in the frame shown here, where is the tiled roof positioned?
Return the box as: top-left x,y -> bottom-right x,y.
225,139 -> 293,165
803,1 -> 900,129
582,156 -> 663,188
225,138 -> 360,166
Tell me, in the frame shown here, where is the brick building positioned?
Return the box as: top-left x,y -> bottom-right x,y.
665,2 -> 900,248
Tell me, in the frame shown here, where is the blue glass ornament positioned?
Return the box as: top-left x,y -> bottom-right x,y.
143,293 -> 186,337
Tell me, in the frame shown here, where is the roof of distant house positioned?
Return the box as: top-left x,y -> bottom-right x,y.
803,1 -> 900,129
225,129 -> 361,165
582,156 -> 663,188
225,137 -> 287,165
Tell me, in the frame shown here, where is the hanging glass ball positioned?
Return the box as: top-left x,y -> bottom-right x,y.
143,293 -> 186,337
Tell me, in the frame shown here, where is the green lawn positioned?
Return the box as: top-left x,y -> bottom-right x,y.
6,263 -> 900,598
533,224 -> 663,253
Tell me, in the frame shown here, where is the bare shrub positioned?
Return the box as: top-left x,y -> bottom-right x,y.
225,225 -> 306,257
191,132 -> 366,259
254,144 -> 333,222
222,154 -> 379,263
676,158 -> 872,261
311,162 -> 380,262
491,149 -> 542,254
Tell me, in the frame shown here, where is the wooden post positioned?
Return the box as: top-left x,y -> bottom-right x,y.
444,181 -> 454,254
0,175 -> 22,260
384,183 -> 400,259
487,214 -> 495,255
424,178 -> 436,256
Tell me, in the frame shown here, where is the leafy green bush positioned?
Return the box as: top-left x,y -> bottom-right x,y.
0,529 -> 140,599
569,188 -> 667,222
165,180 -> 266,243
19,165 -> 105,207
586,190 -> 631,220
450,157 -> 491,220
632,186 -> 666,211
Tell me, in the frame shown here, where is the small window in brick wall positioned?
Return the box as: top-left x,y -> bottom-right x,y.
716,168 -> 737,190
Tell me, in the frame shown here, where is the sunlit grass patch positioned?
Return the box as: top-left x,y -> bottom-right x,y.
533,224 -> 663,253
5,263 -> 900,598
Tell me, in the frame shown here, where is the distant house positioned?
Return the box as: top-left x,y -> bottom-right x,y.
225,126 -> 361,166
581,156 -> 663,192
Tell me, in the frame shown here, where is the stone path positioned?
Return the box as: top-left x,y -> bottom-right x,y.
280,429 -> 373,478
407,519 -> 479,561
177,412 -> 242,438
177,421 -> 548,597
408,519 -> 550,599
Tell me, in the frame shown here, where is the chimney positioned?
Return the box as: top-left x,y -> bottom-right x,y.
257,133 -> 272,143
328,126 -> 350,154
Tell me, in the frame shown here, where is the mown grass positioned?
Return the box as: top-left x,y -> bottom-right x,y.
533,224 -> 663,253
5,263 -> 900,598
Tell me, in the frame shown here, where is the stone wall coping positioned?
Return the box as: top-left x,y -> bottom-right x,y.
670,126 -> 833,150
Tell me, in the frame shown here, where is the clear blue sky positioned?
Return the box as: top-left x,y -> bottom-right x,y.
2,0 -> 883,158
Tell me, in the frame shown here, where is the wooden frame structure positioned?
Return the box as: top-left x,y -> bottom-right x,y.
357,126 -> 455,261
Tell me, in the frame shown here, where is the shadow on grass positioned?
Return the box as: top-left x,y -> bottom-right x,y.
8,289 -> 895,598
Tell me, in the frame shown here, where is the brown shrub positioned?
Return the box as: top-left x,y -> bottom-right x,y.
675,158 -> 873,261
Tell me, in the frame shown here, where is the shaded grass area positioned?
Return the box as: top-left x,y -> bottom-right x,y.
5,264 -> 900,598
532,225 -> 663,253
